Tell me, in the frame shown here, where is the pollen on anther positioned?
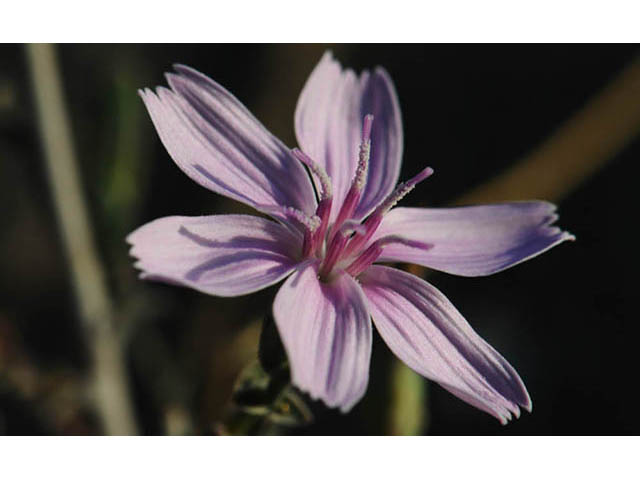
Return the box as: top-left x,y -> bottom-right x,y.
283,206 -> 321,232
353,115 -> 374,191
292,148 -> 333,200
377,167 -> 434,215
354,142 -> 370,191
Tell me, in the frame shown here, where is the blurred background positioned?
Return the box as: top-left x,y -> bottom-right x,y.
0,44 -> 638,435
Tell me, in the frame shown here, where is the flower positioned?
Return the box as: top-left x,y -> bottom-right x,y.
128,52 -> 573,424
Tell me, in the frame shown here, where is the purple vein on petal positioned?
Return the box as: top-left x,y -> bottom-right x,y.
371,201 -> 575,277
139,65 -> 317,218
360,265 -> 531,423
127,215 -> 302,297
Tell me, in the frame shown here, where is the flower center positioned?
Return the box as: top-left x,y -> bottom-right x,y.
293,115 -> 433,282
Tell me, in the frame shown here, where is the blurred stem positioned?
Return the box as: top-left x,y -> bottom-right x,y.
223,315 -> 313,435
456,55 -> 640,206
390,54 -> 640,435
102,59 -> 146,241
389,358 -> 428,435
26,44 -> 138,435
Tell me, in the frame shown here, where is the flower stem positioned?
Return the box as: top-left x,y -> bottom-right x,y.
25,43 -> 138,435
223,314 -> 313,435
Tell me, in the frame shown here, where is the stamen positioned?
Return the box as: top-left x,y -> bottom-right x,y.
292,148 -> 334,256
331,188 -> 360,236
310,198 -> 332,256
330,115 -> 375,238
341,167 -> 434,258
319,231 -> 348,279
354,114 -> 374,191
344,242 -> 382,277
375,167 -> 434,216
279,206 -> 321,231
256,204 -> 313,229
258,203 -> 321,256
345,236 -> 432,277
338,220 -> 367,236
319,220 -> 366,276
292,148 -> 332,200
339,214 -> 383,260
300,213 -> 322,257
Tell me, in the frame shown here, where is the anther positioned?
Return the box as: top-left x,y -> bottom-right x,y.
341,167 -> 434,258
292,148 -> 334,256
280,206 -> 321,231
300,213 -> 322,257
292,148 -> 333,200
354,114 -> 374,191
375,167 -> 434,216
330,115 -> 375,238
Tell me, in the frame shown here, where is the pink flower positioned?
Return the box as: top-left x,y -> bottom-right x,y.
128,52 -> 573,423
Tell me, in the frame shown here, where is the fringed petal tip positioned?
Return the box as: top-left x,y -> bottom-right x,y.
171,63 -> 195,75
373,200 -> 574,277
496,396 -> 532,425
500,373 -> 533,424
526,200 -> 576,241
137,87 -> 162,105
360,265 -> 533,425
501,388 -> 533,425
528,202 -> 576,247
126,215 -> 301,297
137,65 -> 317,218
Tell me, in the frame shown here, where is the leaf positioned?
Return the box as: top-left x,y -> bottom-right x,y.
268,387 -> 314,427
225,315 -> 314,434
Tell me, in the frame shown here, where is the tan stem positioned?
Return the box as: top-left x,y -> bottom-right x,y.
26,43 -> 138,435
455,55 -> 640,206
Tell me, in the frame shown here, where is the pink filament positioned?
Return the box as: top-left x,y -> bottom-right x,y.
292,148 -> 332,201
310,198 -> 332,255
329,115 -> 375,242
319,232 -> 348,279
292,148 -> 335,257
292,113 -> 434,280
375,167 -> 434,216
341,167 -> 434,259
344,243 -> 382,277
345,236 -> 432,277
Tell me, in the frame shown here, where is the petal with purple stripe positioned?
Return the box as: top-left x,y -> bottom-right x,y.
294,52 -> 403,221
273,262 -> 372,412
140,65 -> 316,218
372,201 -> 575,276
127,215 -> 302,297
360,265 -> 531,424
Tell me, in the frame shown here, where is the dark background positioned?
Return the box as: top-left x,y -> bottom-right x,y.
0,44 -> 637,435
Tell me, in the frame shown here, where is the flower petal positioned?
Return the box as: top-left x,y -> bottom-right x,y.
273,262 -> 372,412
360,265 -> 531,424
127,215 -> 302,297
140,65 -> 317,218
294,52 -> 403,221
372,201 -> 575,276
